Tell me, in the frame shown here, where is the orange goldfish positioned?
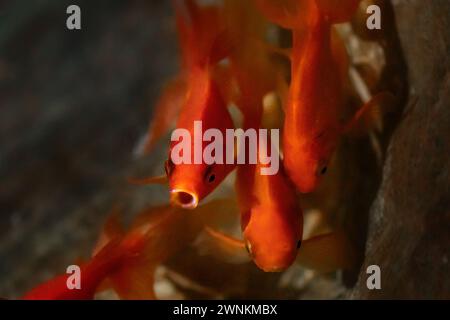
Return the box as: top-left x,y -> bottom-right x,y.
204,174 -> 355,273
23,199 -> 232,300
254,0 -> 387,193
236,159 -> 303,272
140,0 -> 236,209
196,130 -> 301,272
22,229 -> 146,300
92,199 -> 232,299
283,0 -> 363,193
201,136 -> 355,273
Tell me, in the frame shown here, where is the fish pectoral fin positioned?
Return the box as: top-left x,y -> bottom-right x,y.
296,231 -> 356,273
127,174 -> 168,186
195,226 -> 250,264
344,91 -> 396,136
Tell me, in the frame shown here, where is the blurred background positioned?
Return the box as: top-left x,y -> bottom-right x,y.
0,0 -> 178,297
0,0 -> 448,299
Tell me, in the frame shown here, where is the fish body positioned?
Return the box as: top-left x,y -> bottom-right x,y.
254,0 -> 362,193
166,0 -> 236,208
283,5 -> 347,193
22,232 -> 145,300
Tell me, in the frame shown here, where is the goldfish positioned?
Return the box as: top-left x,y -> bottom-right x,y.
201,134 -> 355,273
22,228 -> 146,300
254,0 -> 388,193
23,199 -> 233,300
235,157 -> 303,271
204,191 -> 355,273
94,199 -> 234,299
138,0 -> 236,209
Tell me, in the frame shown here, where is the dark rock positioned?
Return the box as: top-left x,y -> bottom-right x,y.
349,0 -> 450,299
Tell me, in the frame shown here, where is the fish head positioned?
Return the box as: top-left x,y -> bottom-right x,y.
242,204 -> 302,272
286,156 -> 329,193
165,159 -> 235,209
283,134 -> 331,193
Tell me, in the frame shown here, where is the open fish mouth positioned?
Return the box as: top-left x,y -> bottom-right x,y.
170,189 -> 199,209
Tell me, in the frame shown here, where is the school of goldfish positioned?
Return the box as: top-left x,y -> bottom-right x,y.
22,0 -> 394,299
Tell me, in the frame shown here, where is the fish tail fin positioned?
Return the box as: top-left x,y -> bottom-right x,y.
173,0 -> 232,68
296,231 -> 357,273
344,91 -> 396,136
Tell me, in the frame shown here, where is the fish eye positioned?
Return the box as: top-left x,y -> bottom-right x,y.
164,159 -> 175,176
296,240 -> 302,249
204,166 -> 216,184
316,164 -> 328,176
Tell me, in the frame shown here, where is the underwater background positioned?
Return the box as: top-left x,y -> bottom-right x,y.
0,0 -> 448,299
